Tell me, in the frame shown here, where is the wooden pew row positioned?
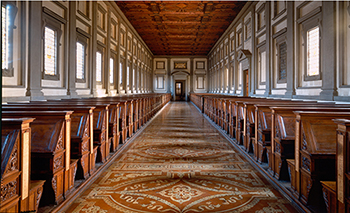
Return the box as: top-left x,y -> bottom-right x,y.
2,93 -> 171,212
43,100 -> 111,164
3,105 -> 96,180
236,98 -> 286,147
1,118 -> 45,213
253,101 -> 329,163
2,111 -> 75,206
270,106 -> 350,181
288,112 -> 350,211
190,93 -> 350,212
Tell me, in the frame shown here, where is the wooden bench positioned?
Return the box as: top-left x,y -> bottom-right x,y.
3,111 -> 74,206
46,100 -> 110,164
321,119 -> 350,213
3,105 -> 96,180
1,118 -> 45,212
253,101 -> 319,163
291,111 -> 350,210
320,181 -> 337,213
270,106 -> 350,181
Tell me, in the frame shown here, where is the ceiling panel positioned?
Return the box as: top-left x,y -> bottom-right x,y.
116,1 -> 246,56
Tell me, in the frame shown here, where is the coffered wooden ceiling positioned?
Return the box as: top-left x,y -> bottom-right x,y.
116,1 -> 246,56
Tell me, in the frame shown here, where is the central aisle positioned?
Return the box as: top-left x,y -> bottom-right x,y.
66,102 -> 298,213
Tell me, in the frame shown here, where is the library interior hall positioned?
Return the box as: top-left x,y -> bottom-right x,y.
1,1 -> 350,213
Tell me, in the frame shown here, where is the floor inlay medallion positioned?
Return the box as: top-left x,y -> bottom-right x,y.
66,102 -> 298,213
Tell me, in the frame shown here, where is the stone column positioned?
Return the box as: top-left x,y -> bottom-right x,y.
67,1 -> 78,97
26,1 -> 45,100
264,1 -> 271,97
91,2 -> 98,96
106,7 -> 111,96
250,6 -> 256,96
320,1 -> 337,100
167,58 -> 171,93
190,58 -> 194,93
285,1 -> 296,98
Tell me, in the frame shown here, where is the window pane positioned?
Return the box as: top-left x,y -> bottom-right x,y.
260,51 -> 266,82
307,26 -> 320,76
157,76 -> 163,89
226,68 -> 229,85
76,42 -> 85,79
110,58 -> 114,84
44,26 -> 57,75
127,66 -> 129,86
2,5 -> 9,69
119,63 -> 123,84
96,52 -> 102,82
141,71 -> 143,87
279,42 -> 287,80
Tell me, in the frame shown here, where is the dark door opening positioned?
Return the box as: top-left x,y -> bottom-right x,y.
244,70 -> 249,97
175,80 -> 186,101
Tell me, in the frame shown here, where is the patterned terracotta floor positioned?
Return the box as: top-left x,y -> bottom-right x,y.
66,102 -> 298,213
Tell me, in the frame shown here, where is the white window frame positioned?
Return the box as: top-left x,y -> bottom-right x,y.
96,51 -> 102,83
2,2 -> 17,77
109,57 -> 114,84
42,9 -> 64,80
299,12 -> 322,81
75,29 -> 89,83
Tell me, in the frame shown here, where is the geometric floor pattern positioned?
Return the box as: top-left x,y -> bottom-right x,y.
65,102 -> 299,213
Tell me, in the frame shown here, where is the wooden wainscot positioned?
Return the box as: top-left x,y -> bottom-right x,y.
1,118 -> 46,213
293,111 -> 350,212
2,111 -> 73,206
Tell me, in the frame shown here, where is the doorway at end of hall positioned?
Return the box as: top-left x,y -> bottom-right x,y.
175,80 -> 186,101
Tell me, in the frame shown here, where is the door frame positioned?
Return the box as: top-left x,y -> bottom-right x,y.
171,71 -> 189,101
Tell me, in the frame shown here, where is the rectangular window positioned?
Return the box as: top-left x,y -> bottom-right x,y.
76,42 -> 85,80
96,52 -> 102,82
157,76 -> 164,89
307,26 -> 320,76
279,42 -> 287,81
260,51 -> 266,83
226,68 -> 229,84
110,58 -> 114,84
119,62 -> 123,84
133,68 -> 135,86
44,26 -> 57,76
2,5 -> 9,70
126,65 -> 129,86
